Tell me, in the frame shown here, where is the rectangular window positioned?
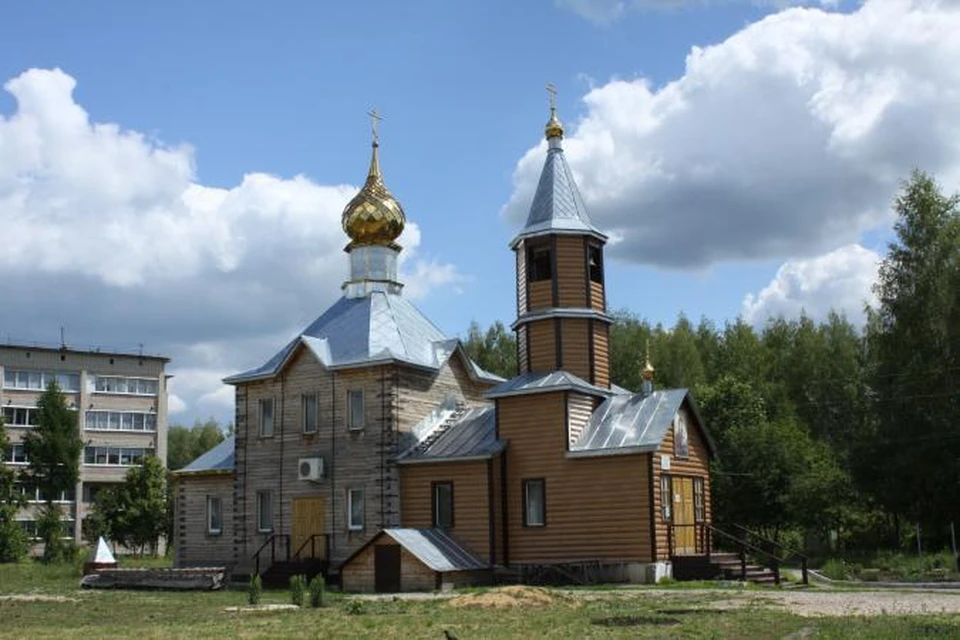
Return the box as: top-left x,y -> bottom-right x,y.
3,369 -> 79,391
259,398 -> 274,437
693,477 -> 705,523
257,491 -> 273,533
432,482 -> 454,529
93,376 -> 157,396
660,475 -> 672,522
83,446 -> 152,466
84,410 -> 157,432
347,488 -> 364,531
207,496 -> 223,535
301,394 -> 318,434
347,390 -> 364,431
522,479 -> 546,527
526,244 -> 552,281
2,407 -> 39,427
588,244 -> 604,283
6,444 -> 28,464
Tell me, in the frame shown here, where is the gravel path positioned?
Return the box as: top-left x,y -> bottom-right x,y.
707,589 -> 960,617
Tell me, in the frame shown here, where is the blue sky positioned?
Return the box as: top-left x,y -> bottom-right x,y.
2,0 -> 957,425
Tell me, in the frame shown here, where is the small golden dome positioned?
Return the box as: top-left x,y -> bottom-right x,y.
641,340 -> 655,381
545,107 -> 564,140
342,141 -> 406,248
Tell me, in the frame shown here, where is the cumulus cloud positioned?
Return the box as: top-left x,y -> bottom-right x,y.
0,68 -> 461,423
742,244 -> 880,326
512,0 -> 960,267
556,0 -> 837,23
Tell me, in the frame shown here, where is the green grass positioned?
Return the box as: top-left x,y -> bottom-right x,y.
1,561 -> 959,638
817,552 -> 959,582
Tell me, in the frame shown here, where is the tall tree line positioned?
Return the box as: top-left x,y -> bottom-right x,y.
464,170 -> 960,552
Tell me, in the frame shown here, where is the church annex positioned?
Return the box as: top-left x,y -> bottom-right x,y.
173,97 -> 716,591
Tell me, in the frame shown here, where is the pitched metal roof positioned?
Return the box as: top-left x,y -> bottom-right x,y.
485,370 -> 612,400
224,292 -> 503,384
569,388 -> 716,458
173,436 -> 235,475
381,528 -> 487,572
510,143 -> 606,248
396,406 -> 503,464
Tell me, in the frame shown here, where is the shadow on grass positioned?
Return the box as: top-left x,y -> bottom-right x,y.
592,615 -> 681,627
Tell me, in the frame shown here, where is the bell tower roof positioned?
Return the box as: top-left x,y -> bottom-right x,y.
510,86 -> 606,249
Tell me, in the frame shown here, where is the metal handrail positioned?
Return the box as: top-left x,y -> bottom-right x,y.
292,534 -> 328,561
705,524 -> 783,585
253,534 -> 290,576
729,523 -> 808,585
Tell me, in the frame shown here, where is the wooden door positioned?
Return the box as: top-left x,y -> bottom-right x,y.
673,477 -> 696,555
374,545 -> 401,593
292,496 -> 325,559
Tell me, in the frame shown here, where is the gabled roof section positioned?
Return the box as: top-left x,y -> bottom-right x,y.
510,143 -> 607,248
570,389 -> 716,458
485,370 -> 612,400
342,528 -> 488,572
396,405 -> 503,464
223,292 -> 503,385
173,436 -> 235,475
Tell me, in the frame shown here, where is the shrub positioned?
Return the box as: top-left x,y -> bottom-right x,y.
345,599 -> 365,615
819,559 -> 848,581
290,574 -> 307,607
309,574 -> 326,608
248,573 -> 263,605
0,512 -> 29,563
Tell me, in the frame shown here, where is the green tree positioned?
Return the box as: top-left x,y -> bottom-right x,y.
22,381 -> 83,562
88,456 -> 169,555
167,418 -> 227,471
609,309 -> 652,392
0,414 -> 29,562
461,320 -> 517,380
867,170 -> 960,530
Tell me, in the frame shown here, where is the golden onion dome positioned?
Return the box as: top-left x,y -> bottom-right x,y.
545,107 -> 564,140
641,340 -> 655,381
342,139 -> 406,248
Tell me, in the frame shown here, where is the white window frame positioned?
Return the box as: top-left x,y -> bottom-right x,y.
84,410 -> 157,432
347,389 -> 364,431
259,398 -> 274,437
6,444 -> 28,465
1,406 -> 39,428
207,496 -> 223,535
2,369 -> 80,392
83,446 -> 150,467
256,491 -> 273,533
93,375 -> 159,397
301,393 -> 318,435
347,488 -> 364,531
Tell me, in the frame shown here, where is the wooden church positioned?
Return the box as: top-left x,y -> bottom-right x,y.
173,97 -> 716,591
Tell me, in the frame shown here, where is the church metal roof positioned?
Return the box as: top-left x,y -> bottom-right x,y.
224,292 -> 503,384
173,436 -> 235,475
484,370 -> 612,400
510,143 -> 606,248
396,405 -> 503,464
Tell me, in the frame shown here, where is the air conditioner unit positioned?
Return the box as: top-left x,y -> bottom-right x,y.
298,457 -> 324,482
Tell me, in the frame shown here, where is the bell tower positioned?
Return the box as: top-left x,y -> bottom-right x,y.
512,87 -> 612,386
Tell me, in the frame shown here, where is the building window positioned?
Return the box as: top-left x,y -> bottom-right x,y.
93,376 -> 158,396
3,369 -> 80,392
259,398 -> 274,437
301,394 -> 318,435
432,482 -> 454,530
84,411 -> 157,432
347,390 -> 364,431
588,244 -> 604,283
693,477 -> 705,523
674,412 -> 689,459
522,479 -> 546,527
83,446 -> 150,466
5,444 -> 28,464
2,407 -> 39,427
660,475 -> 672,522
257,491 -> 273,532
526,244 -> 552,282
207,496 -> 223,535
347,488 -> 364,531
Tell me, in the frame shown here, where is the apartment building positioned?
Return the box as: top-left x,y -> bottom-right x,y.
0,343 -> 169,545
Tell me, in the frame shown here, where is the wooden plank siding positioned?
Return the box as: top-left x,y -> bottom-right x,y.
399,460 -> 492,563
517,326 -> 529,374
650,403 -> 712,561
497,393 -> 652,564
566,393 -> 594,448
527,320 -> 556,373
590,281 -> 605,312
340,538 -> 437,592
592,322 -> 610,388
560,318 -> 590,382
528,280 -> 552,311
516,240 -> 527,316
175,474 -> 234,568
555,237 -> 587,308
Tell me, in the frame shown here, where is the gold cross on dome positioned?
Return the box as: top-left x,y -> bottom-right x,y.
546,83 -> 558,111
367,107 -> 383,144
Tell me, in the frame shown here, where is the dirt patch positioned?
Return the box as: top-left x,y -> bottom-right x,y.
709,590 -> 960,617
223,604 -> 300,613
0,594 -> 79,603
448,586 -> 561,609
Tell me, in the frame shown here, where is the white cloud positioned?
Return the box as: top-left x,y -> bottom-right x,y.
742,244 -> 880,325
512,0 -> 960,267
0,68 -> 462,423
556,0 -> 838,23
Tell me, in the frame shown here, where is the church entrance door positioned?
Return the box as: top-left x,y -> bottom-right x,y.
673,477 -> 696,555
292,496 -> 326,559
